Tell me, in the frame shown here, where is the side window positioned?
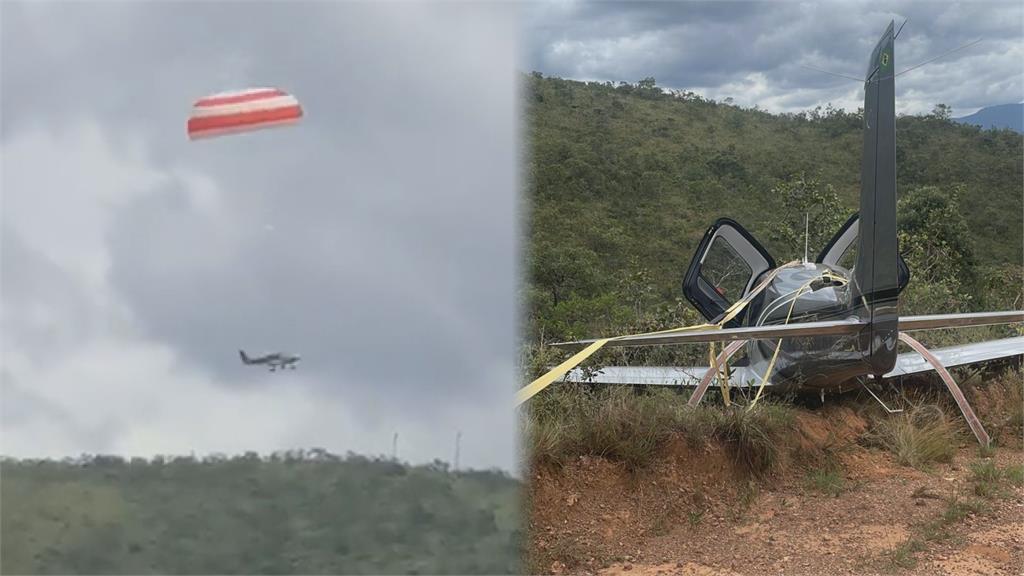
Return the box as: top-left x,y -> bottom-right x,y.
700,236 -> 753,305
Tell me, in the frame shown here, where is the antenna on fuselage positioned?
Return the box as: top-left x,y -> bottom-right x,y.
803,213 -> 810,264
894,18 -> 908,40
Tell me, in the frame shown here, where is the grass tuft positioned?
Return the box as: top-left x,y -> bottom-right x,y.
710,404 -> 793,476
919,519 -> 951,543
1004,464 -> 1024,487
969,460 -> 1004,498
942,492 -> 989,523
805,466 -> 845,497
977,443 -> 997,458
888,538 -> 924,569
866,404 -> 957,469
1006,374 -> 1023,431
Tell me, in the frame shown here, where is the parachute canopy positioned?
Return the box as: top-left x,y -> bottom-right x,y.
187,87 -> 302,140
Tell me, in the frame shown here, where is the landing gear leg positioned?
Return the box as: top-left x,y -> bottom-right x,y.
898,332 -> 991,447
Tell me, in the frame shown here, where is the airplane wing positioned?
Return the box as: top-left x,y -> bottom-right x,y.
551,310 -> 1024,351
565,365 -> 733,387
563,336 -> 1023,387
552,319 -> 865,350
886,335 -> 1023,377
897,311 -> 1024,331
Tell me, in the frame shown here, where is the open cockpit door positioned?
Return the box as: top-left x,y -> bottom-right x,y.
683,218 -> 776,327
817,213 -> 910,294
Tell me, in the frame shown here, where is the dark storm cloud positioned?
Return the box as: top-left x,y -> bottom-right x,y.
525,0 -> 1023,114
2,2 -> 520,468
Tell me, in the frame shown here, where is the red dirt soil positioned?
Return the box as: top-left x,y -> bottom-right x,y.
528,404 -> 1024,576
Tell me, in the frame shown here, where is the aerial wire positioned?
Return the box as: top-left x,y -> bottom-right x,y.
800,23 -> 983,85
895,37 -> 983,78
799,64 -> 864,83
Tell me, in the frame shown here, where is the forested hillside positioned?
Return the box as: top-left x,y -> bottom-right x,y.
523,74 -> 1023,360
0,452 -> 521,574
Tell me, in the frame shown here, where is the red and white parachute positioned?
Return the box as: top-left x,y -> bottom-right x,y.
187,87 -> 302,140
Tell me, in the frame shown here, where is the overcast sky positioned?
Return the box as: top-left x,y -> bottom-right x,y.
1,2 -> 521,471
525,0 -> 1024,116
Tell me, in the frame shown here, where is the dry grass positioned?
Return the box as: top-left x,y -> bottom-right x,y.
523,385 -> 794,475
961,367 -> 1024,446
523,385 -> 680,470
1007,374 -> 1024,430
805,465 -> 846,497
1006,464 -> 1024,486
888,538 -> 925,570
709,403 -> 794,476
970,459 -> 1024,498
865,404 -> 958,469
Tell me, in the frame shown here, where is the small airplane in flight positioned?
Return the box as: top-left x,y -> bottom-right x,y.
239,350 -> 301,372
520,20 -> 1023,447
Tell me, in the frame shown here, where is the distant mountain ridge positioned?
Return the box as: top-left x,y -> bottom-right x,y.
954,103 -> 1023,133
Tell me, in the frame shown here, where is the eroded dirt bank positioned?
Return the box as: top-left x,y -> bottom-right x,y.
528,403 -> 1024,576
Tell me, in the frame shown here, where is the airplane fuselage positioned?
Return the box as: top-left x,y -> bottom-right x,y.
740,263 -> 874,394
240,350 -> 301,371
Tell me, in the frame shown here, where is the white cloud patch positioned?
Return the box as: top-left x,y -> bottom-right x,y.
3,122 -> 167,293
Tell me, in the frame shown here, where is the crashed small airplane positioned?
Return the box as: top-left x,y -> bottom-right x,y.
519,20 -> 1023,446
239,350 -> 301,372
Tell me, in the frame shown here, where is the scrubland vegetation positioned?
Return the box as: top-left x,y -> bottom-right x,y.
0,452 -> 521,575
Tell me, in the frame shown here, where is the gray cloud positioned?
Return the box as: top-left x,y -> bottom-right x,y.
525,0 -> 1023,115
2,1 -> 521,470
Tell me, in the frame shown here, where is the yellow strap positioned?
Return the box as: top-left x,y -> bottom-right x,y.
513,322 -> 715,407
513,322 -> 716,407
514,339 -> 610,406
515,260 -> 805,407
709,341 -> 731,406
718,344 -> 732,405
746,280 -> 815,410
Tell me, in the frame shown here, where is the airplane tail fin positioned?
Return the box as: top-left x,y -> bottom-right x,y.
853,19 -> 900,375
239,350 -> 252,364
